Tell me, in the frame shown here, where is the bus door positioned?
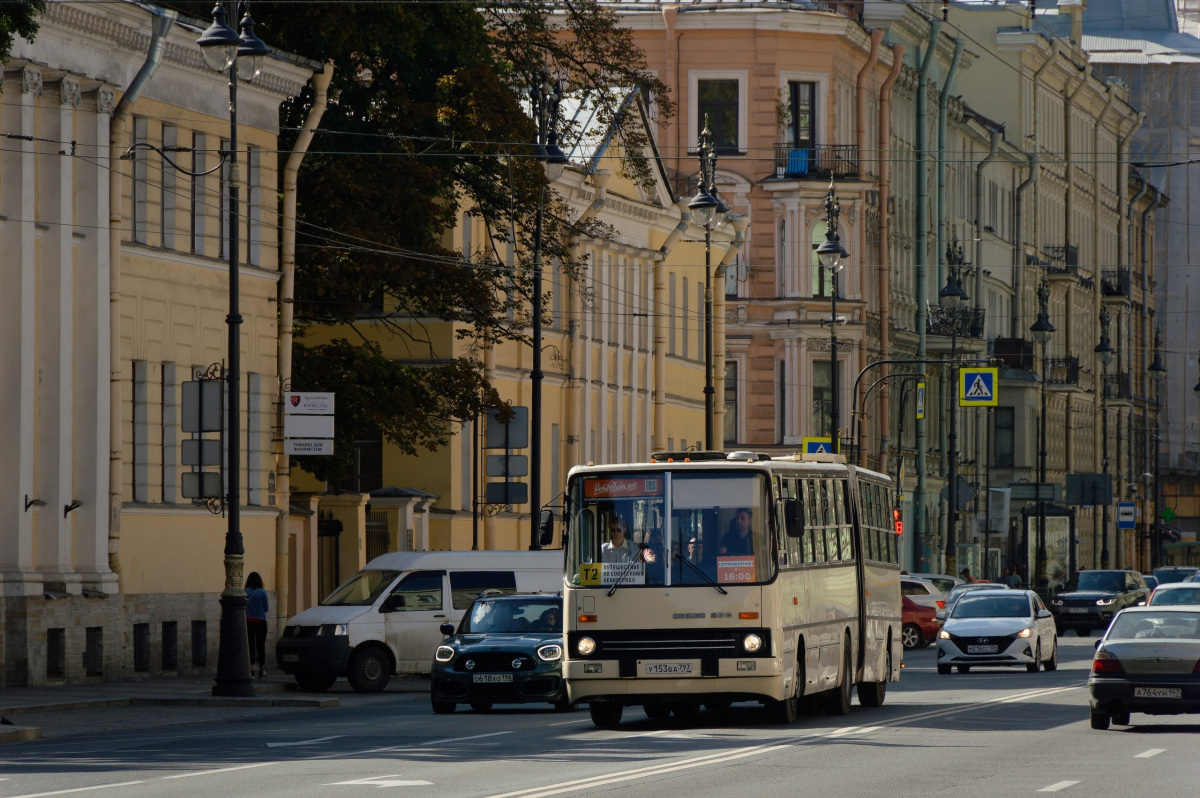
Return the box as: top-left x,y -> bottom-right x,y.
847,470 -> 869,676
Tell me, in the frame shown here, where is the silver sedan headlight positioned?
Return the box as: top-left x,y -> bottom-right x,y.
435,645 -> 456,662
1017,627 -> 1034,638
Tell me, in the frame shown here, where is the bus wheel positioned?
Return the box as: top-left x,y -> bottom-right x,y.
767,694 -> 798,724
643,702 -> 671,720
857,641 -> 889,708
823,639 -> 853,716
589,702 -> 623,729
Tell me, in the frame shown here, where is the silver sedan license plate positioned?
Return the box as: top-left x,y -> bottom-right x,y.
644,662 -> 693,676
472,673 -> 513,683
966,645 -> 998,654
1134,686 -> 1181,699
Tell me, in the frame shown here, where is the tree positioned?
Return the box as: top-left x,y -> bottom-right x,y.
243,0 -> 671,484
0,1 -> 45,62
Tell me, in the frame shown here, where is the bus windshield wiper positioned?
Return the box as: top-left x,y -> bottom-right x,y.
606,547 -> 647,597
676,554 -> 728,595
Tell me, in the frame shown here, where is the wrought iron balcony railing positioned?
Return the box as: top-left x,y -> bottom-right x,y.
772,143 -> 859,181
926,304 -> 985,339
1046,355 -> 1080,386
1101,269 -> 1131,298
1103,370 -> 1133,400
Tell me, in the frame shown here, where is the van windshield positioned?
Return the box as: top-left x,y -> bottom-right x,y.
322,570 -> 402,606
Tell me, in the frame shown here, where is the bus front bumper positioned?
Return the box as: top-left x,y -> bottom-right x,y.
564,658 -> 785,703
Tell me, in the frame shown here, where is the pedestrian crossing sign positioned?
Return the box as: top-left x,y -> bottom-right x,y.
959,367 -> 999,406
801,436 -> 835,454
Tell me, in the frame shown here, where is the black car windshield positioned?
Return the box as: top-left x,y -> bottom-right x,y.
1107,611 -> 1200,640
321,570 -> 402,606
462,598 -> 562,634
952,595 -> 1030,619
1077,572 -> 1125,592
1148,587 -> 1200,606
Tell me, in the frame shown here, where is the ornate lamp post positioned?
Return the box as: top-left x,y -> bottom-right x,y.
1148,330 -> 1167,568
816,180 -> 848,449
196,1 -> 270,698
688,116 -> 727,450
940,242 -> 969,576
1029,280 -> 1056,589
1094,309 -> 1115,569
528,72 -> 568,550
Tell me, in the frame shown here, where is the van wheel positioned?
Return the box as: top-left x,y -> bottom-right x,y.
431,699 -> 456,715
589,703 -> 623,729
294,672 -> 336,693
346,646 -> 391,693
822,638 -> 853,716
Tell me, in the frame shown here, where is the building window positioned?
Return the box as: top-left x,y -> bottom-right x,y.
162,363 -> 177,503
786,81 -> 816,151
161,124 -> 177,250
191,132 -> 207,255
994,406 -> 1015,467
725,251 -> 740,298
219,138 -> 230,259
246,146 -> 261,266
698,79 -> 739,153
681,276 -> 689,360
812,360 -> 832,438
132,117 -> 148,245
668,272 -> 677,355
335,425 -> 382,494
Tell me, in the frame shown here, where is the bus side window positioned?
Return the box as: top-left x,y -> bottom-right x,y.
806,479 -> 820,529
808,528 -> 823,563
825,528 -> 840,563
819,480 -> 831,527
833,480 -> 845,527
839,526 -> 853,561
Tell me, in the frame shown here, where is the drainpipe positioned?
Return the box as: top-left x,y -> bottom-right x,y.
275,64 -> 332,635
876,43 -> 905,474
1012,154 -> 1038,338
974,129 -> 1000,310
1118,114 -> 1145,290
108,6 -> 177,584
937,38 -> 965,293
915,18 -> 942,563
856,30 -> 883,182
654,199 -> 691,450
714,214 -> 750,444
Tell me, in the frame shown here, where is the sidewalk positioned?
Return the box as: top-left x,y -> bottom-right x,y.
0,672 -> 430,744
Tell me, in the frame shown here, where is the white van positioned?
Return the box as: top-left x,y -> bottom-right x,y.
276,551 -> 562,692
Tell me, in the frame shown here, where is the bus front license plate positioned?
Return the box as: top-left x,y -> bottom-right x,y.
643,663 -> 693,676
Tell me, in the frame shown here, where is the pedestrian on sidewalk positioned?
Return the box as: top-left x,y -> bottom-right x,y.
245,571 -> 269,678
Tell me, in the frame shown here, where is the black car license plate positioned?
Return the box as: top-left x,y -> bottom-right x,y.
472,673 -> 513,683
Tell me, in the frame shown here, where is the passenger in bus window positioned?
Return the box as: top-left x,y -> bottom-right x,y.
718,508 -> 754,556
601,513 -> 635,563
684,535 -> 716,580
642,529 -> 666,584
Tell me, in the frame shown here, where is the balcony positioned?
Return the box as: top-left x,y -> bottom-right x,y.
772,144 -> 859,181
926,305 -> 985,339
1046,356 -> 1080,386
1101,269 -> 1131,298
1103,370 -> 1133,401
993,337 -> 1033,371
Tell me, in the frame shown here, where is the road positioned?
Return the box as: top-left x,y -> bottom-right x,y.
0,636 -> 1195,797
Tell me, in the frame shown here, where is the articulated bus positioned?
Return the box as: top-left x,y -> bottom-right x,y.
562,450 -> 902,728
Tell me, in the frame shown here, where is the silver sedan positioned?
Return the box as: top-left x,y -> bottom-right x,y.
936,590 -> 1058,674
1088,606 -> 1200,729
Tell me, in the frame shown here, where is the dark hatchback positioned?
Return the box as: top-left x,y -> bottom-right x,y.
431,594 -> 569,713
1051,570 -> 1150,636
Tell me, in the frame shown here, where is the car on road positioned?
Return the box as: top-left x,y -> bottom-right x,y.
1147,582 -> 1200,606
936,589 -> 1058,674
1142,575 -> 1159,592
1087,606 -> 1200,729
912,573 -> 964,594
1049,569 -> 1150,637
901,577 -> 946,613
431,593 -> 570,714
1152,565 -> 1200,585
943,582 -> 1009,617
902,595 -> 939,649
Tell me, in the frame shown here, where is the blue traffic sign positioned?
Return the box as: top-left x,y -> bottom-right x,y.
801,436 -> 834,454
960,367 -> 999,406
1116,501 -> 1136,530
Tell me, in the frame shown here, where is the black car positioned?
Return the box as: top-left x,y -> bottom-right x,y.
430,594 -> 569,713
1050,570 -> 1149,636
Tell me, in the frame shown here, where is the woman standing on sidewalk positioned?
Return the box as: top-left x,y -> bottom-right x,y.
245,572 -> 269,678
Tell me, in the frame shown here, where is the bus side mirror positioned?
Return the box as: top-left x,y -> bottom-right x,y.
784,499 -> 805,538
538,509 -> 555,547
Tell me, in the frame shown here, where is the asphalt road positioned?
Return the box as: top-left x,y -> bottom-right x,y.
1,636 -> 1195,797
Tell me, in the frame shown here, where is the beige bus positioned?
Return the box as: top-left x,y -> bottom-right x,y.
562,450 -> 902,728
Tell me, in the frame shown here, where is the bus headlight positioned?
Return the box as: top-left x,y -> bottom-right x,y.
577,636 -> 596,656
317,624 -> 347,636
435,645 -> 456,662
537,644 -> 563,662
742,634 -> 763,653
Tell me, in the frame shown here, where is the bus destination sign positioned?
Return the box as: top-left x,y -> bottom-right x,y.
583,476 -> 663,500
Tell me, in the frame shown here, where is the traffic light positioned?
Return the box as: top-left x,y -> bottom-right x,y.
892,507 -> 903,535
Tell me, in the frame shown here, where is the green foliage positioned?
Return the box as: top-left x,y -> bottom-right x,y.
0,1 -> 45,62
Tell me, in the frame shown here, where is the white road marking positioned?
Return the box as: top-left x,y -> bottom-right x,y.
548,720 -> 586,726
621,730 -> 671,739
164,762 -> 280,780
1,782 -> 146,798
419,731 -> 513,747
265,735 -> 345,748
326,775 -> 433,787
1134,749 -> 1164,758
1038,781 -> 1081,792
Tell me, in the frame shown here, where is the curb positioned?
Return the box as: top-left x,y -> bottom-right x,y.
0,694 -> 339,717
0,726 -> 41,744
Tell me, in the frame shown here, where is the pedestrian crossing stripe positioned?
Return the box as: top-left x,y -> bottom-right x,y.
959,367 -> 999,406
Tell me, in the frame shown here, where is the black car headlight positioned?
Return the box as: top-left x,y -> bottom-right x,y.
1096,597 -> 1117,606
537,644 -> 563,662
435,645 -> 456,663
1051,599 -> 1063,606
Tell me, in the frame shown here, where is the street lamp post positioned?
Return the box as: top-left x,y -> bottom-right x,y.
197,1 -> 269,698
1029,280 -> 1056,589
940,243 -> 970,576
1095,309 -> 1115,569
688,116 -> 727,450
1148,329 -> 1167,568
528,73 -> 568,551
816,181 -> 848,450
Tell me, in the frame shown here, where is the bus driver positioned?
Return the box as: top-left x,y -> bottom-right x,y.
718,508 -> 754,556
601,513 -> 636,563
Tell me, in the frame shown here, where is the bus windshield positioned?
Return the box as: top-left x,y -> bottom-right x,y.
567,470 -> 775,588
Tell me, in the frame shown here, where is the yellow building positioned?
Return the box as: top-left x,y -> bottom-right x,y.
0,1 -> 316,685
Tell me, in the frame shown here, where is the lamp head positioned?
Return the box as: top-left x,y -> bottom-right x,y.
939,271 -> 967,308
688,185 -> 718,228
197,3 -> 240,73
1030,312 -> 1055,345
815,231 -> 847,271
1094,336 -> 1114,366
541,132 -> 569,184
236,6 -> 269,81
1148,352 -> 1167,383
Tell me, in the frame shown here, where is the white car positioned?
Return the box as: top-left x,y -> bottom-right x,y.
936,589 -> 1058,674
902,577 -> 947,612
916,573 -> 966,594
